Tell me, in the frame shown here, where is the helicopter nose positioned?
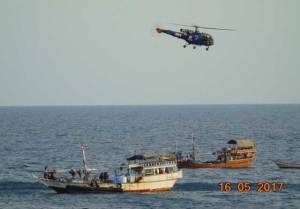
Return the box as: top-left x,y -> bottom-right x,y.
210,37 -> 214,45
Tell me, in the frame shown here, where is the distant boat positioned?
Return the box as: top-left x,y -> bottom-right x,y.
177,138 -> 256,169
274,161 -> 300,169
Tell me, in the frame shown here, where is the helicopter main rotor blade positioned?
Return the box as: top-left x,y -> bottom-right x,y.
169,23 -> 195,27
194,26 -> 235,31
169,23 -> 235,31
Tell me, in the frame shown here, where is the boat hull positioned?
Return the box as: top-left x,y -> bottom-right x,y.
121,172 -> 181,192
178,158 -> 255,169
37,178 -> 114,193
36,170 -> 182,193
274,161 -> 300,169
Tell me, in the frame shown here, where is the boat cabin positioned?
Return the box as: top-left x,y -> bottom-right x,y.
114,153 -> 179,183
216,139 -> 256,161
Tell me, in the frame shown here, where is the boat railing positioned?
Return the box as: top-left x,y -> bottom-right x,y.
128,160 -> 177,168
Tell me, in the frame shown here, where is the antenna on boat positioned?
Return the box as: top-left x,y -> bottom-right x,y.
80,144 -> 88,171
175,140 -> 178,153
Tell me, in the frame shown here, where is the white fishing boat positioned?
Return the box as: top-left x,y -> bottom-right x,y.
35,146 -> 182,193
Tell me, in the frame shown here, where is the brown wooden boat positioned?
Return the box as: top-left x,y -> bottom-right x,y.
177,138 -> 256,169
178,157 -> 255,169
274,161 -> 300,169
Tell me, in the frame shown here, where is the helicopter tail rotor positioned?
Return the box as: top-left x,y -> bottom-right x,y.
151,21 -> 164,37
156,27 -> 163,33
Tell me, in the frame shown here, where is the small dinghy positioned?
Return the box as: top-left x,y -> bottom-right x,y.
274,161 -> 300,169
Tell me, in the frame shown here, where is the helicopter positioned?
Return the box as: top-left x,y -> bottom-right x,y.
156,24 -> 234,50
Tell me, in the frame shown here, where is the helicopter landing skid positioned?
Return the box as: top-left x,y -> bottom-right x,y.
183,44 -> 209,51
183,44 -> 197,49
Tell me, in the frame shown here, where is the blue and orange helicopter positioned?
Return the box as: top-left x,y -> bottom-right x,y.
156,24 -> 234,50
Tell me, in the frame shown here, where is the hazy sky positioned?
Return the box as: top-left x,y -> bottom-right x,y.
0,0 -> 299,106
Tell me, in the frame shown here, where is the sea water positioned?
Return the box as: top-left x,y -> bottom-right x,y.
0,105 -> 299,209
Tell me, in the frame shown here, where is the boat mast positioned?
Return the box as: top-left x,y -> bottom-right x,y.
80,144 -> 88,171
192,134 -> 196,161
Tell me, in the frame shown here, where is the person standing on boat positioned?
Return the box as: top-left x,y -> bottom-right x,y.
77,169 -> 82,179
69,169 -> 76,179
83,169 -> 91,181
43,166 -> 48,178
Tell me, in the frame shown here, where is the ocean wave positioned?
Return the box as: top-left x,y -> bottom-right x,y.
0,181 -> 44,193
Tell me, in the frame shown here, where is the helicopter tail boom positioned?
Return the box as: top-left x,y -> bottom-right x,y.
156,28 -> 183,39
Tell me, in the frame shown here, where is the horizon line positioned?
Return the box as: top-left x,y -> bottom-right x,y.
0,103 -> 300,108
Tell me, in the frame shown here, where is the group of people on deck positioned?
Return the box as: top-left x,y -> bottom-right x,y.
69,168 -> 91,181
43,166 -> 92,181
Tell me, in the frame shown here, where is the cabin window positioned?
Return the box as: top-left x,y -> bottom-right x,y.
165,166 -> 177,173
165,167 -> 173,173
144,169 -> 154,176
131,167 -> 143,175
